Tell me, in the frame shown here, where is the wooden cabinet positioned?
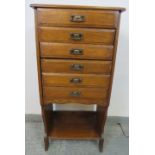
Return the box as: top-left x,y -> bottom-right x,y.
30,4 -> 125,152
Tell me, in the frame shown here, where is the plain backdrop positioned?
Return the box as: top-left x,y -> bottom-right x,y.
25,0 -> 129,116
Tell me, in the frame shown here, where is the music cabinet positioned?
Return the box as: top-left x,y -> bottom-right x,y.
30,4 -> 125,152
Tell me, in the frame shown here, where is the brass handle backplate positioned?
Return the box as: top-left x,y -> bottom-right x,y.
71,64 -> 84,71
70,33 -> 83,41
71,15 -> 85,22
70,78 -> 82,84
70,91 -> 81,97
70,49 -> 83,55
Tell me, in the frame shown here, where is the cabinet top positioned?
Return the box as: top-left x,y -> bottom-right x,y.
30,4 -> 125,12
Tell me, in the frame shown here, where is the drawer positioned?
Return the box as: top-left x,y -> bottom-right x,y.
37,8 -> 119,28
39,27 -> 115,45
41,59 -> 112,74
40,42 -> 114,60
42,73 -> 110,88
43,87 -> 108,105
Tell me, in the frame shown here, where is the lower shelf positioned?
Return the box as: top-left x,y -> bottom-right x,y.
47,111 -> 100,139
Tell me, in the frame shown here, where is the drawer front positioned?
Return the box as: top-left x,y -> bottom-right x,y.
40,42 -> 114,60
43,87 -> 108,105
41,59 -> 112,74
42,73 -> 110,88
37,8 -> 119,28
39,27 -> 115,45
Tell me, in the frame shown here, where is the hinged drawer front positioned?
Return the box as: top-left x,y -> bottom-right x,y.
39,27 -> 115,45
37,8 -> 119,28
42,73 -> 110,88
40,42 -> 114,60
41,59 -> 112,74
43,87 -> 108,105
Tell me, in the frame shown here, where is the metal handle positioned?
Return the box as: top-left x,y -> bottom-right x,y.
70,33 -> 83,41
71,15 -> 85,22
71,64 -> 84,71
70,49 -> 83,55
70,78 -> 82,84
70,91 -> 81,97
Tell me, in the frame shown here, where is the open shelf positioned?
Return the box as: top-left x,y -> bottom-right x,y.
46,111 -> 100,139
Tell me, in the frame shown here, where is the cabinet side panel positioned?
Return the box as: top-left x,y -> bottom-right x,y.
34,8 -> 53,135
34,9 -> 43,105
96,12 -> 121,136
107,12 -> 121,105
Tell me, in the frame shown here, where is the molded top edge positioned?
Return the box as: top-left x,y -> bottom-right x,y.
30,4 -> 126,12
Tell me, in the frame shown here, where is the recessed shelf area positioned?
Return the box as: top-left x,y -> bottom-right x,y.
46,111 -> 100,139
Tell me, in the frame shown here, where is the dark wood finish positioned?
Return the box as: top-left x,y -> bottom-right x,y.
43,87 -> 108,105
44,137 -> 49,151
42,73 -> 111,88
40,42 -> 114,60
37,8 -> 119,28
47,111 -> 100,139
41,59 -> 112,74
96,107 -> 108,136
38,27 -> 115,45
99,138 -> 104,152
31,4 -> 125,152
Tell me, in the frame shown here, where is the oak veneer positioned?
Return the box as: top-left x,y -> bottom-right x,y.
41,59 -> 112,74
48,111 -> 100,139
31,4 -> 125,153
43,87 -> 108,105
37,8 -> 119,28
38,27 -> 115,45
42,73 -> 111,88
40,42 -> 114,60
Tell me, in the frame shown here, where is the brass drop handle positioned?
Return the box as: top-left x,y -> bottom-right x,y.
70,91 -> 81,97
70,78 -> 82,84
71,64 -> 84,71
71,15 -> 85,22
70,33 -> 83,41
70,49 -> 83,55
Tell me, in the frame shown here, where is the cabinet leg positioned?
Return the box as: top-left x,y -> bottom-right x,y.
98,138 -> 104,152
44,137 -> 49,151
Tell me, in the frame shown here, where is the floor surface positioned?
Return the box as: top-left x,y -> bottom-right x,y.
25,116 -> 129,155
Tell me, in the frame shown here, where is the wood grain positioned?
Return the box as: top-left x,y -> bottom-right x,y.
96,12 -> 121,138
41,59 -> 112,74
47,111 -> 100,139
43,87 -> 108,105
40,42 -> 114,60
34,9 -> 50,138
42,73 -> 111,88
38,27 -> 115,45
37,8 -> 119,28
31,4 -> 125,151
